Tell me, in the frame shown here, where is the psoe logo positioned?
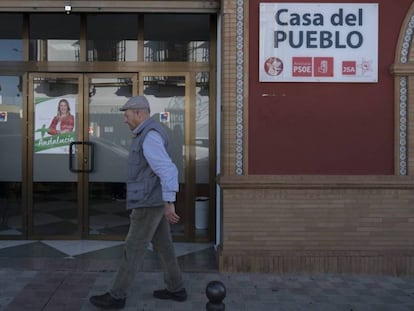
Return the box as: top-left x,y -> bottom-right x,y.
292,57 -> 312,77
342,61 -> 357,75
264,57 -> 284,76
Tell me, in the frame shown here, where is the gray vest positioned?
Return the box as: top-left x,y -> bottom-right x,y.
126,118 -> 171,209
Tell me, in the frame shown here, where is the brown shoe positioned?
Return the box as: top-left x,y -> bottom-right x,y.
89,292 -> 126,309
153,288 -> 187,302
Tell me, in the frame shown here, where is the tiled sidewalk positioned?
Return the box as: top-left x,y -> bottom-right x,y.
1,269 -> 414,311
0,241 -> 414,310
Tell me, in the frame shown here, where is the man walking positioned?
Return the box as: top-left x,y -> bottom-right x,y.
89,96 -> 187,309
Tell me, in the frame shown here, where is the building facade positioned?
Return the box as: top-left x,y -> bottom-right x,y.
1,0 -> 414,274
219,0 -> 414,274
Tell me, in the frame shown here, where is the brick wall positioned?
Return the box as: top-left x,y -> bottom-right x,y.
218,176 -> 414,275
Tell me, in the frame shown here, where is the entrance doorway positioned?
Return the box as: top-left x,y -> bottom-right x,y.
27,72 -> 213,241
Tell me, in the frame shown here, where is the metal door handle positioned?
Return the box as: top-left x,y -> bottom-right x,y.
84,141 -> 94,173
69,141 -> 95,173
69,141 -> 82,172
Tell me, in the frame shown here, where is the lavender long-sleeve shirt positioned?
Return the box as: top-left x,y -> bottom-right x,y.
142,130 -> 178,202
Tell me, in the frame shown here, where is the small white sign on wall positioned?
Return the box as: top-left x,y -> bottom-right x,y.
104,126 -> 114,133
259,3 -> 378,83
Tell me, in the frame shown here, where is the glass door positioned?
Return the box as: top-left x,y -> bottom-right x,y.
29,73 -> 83,238
28,73 -> 137,239
85,74 -> 136,238
141,74 -> 188,240
140,73 -> 213,241
0,75 -> 24,237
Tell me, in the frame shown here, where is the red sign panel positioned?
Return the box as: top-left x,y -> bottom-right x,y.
342,61 -> 357,75
314,57 -> 334,77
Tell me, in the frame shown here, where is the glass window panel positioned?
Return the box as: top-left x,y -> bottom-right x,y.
87,14 -> 138,61
144,76 -> 185,237
144,14 -> 210,62
0,40 -> 24,61
88,77 -> 133,236
145,14 -> 209,41
47,40 -> 80,61
0,14 -> 23,60
33,77 -> 78,182
0,76 -> 23,181
29,14 -> 80,61
0,76 -> 23,236
32,77 -> 79,236
30,14 -> 80,39
143,76 -> 185,183
0,14 -> 23,38
88,78 -> 132,182
195,72 -> 209,184
195,72 -> 210,237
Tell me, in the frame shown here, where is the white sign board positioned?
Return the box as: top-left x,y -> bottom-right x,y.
259,3 -> 378,82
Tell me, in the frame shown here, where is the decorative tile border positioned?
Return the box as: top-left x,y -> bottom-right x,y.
399,77 -> 408,176
236,0 -> 244,175
399,14 -> 414,175
400,15 -> 414,63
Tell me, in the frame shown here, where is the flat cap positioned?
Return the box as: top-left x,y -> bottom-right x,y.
119,96 -> 151,112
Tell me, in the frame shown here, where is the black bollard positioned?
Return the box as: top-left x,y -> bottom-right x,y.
206,280 -> 226,311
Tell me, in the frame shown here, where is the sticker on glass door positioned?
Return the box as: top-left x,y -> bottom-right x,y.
34,97 -> 76,154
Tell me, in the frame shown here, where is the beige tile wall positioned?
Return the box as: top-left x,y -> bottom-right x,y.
218,176 -> 414,274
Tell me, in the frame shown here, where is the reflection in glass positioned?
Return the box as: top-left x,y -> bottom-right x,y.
0,40 -> 23,61
0,14 -> 23,61
88,77 -> 133,236
195,72 -> 210,237
88,183 -> 130,235
32,77 -> 79,236
88,78 -> 132,182
144,76 -> 185,236
143,76 -> 185,181
87,14 -> 138,61
144,14 -> 210,62
195,72 -> 210,184
29,14 -> 80,61
0,76 -> 23,236
46,40 -> 80,61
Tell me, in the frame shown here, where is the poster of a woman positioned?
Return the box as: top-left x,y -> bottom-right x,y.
47,98 -> 74,135
34,97 -> 76,154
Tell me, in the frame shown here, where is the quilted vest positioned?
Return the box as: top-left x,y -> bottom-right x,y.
126,118 -> 171,209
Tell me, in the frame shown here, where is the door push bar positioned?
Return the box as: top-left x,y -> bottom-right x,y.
69,141 -> 95,173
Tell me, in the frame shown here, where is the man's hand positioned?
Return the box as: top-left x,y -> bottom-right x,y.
164,202 -> 180,224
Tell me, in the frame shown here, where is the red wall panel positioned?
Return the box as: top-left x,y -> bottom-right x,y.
248,0 -> 412,174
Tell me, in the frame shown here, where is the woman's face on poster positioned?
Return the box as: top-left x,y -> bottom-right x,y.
59,101 -> 69,114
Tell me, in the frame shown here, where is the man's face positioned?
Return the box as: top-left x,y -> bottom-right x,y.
123,109 -> 141,130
